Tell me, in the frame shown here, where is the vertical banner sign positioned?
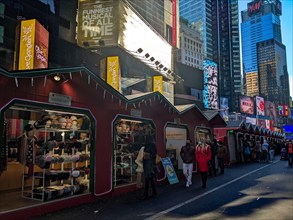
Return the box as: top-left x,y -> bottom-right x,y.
106,56 -> 120,91
256,96 -> 265,116
161,157 -> 179,184
172,0 -> 177,47
19,20 -> 36,70
19,19 -> 49,70
153,76 -> 163,94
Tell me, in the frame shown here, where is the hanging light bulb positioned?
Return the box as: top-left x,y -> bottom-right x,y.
54,74 -> 61,81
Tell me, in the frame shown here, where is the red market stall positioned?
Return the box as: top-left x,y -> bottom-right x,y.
0,66 -> 224,219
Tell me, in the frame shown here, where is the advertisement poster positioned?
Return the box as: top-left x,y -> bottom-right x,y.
19,19 -> 49,70
239,95 -> 254,114
265,101 -> 277,122
256,96 -> 265,116
153,76 -> 163,94
220,97 -> 229,120
203,60 -> 218,109
106,56 -> 120,91
77,0 -> 119,47
278,105 -> 284,116
161,157 -> 179,185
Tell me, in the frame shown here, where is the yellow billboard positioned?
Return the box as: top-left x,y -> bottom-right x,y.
19,19 -> 36,70
18,19 -> 49,70
106,56 -> 120,91
153,76 -> 163,93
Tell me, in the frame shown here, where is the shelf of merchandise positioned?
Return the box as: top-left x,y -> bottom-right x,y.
22,126 -> 90,201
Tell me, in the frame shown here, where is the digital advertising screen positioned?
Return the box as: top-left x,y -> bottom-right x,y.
203,60 -> 218,109
239,95 -> 254,115
265,101 -> 277,121
256,96 -> 265,116
220,97 -> 229,119
278,105 -> 284,116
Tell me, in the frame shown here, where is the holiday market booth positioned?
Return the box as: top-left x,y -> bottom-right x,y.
0,66 -> 226,219
214,120 -> 285,164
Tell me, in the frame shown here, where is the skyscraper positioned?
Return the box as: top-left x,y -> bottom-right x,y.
241,0 -> 289,105
179,0 -> 241,112
257,39 -> 289,105
179,0 -> 213,60
211,0 -> 242,112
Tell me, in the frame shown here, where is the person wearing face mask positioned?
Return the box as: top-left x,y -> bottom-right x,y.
195,140 -> 211,189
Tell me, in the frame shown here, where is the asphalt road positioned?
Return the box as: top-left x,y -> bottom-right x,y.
35,156 -> 293,220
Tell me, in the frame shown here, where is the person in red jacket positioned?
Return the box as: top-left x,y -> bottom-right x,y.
196,140 -> 211,189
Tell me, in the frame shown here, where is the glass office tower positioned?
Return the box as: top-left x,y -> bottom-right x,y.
241,0 -> 289,105
241,0 -> 282,75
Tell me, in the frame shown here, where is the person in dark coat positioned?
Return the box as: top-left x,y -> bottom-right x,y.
180,139 -> 195,187
209,139 -> 218,177
141,135 -> 157,200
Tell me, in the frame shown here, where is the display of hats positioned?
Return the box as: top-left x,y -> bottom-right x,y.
44,153 -> 53,162
47,140 -> 57,151
71,154 -> 80,162
70,116 -> 77,122
71,169 -> 81,178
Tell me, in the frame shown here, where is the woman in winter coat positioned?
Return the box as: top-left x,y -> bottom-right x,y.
195,141 -> 211,189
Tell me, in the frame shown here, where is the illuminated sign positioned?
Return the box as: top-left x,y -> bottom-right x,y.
19,19 -> 49,70
106,56 -> 120,91
203,60 -> 218,110
248,0 -> 263,15
239,96 -> 254,115
77,0 -> 119,47
220,97 -> 229,119
278,105 -> 290,116
153,76 -> 163,94
265,101 -> 277,122
256,96 -> 265,116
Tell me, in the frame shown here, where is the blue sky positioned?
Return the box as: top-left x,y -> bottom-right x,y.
238,0 -> 293,98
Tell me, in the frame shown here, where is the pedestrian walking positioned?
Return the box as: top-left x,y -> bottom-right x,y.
140,135 -> 157,200
287,140 -> 293,167
195,140 -> 211,189
180,139 -> 195,187
254,140 -> 262,162
217,141 -> 227,174
269,141 -> 275,162
262,139 -> 269,162
209,139 -> 218,177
